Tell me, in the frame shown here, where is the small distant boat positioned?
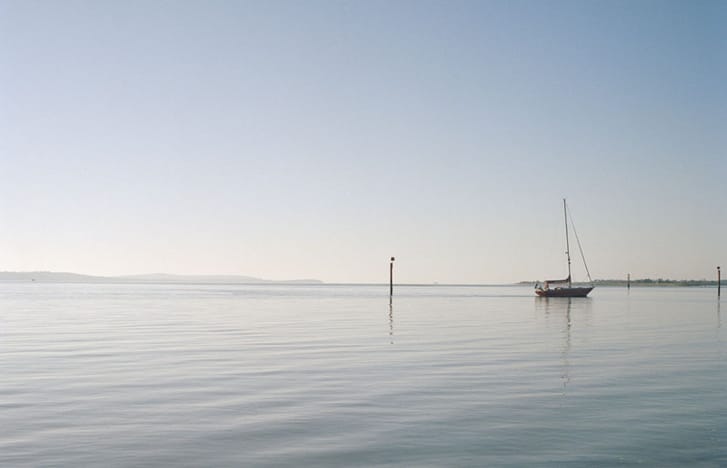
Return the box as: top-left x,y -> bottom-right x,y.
535,199 -> 594,298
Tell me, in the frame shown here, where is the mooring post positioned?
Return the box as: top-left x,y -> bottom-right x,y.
389,257 -> 395,296
718,266 -> 721,298
627,273 -> 630,289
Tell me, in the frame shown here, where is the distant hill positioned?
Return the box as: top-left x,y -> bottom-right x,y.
0,271 -> 323,285
0,271 -> 104,283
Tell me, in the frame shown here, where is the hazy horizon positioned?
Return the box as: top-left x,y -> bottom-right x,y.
2,1 -> 725,284
0,270 -> 721,287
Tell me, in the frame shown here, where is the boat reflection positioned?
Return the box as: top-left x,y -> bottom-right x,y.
555,299 -> 572,395
535,297 -> 591,397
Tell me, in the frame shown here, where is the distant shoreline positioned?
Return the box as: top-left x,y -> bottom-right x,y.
519,279 -> 723,288
0,271 -> 722,287
0,271 -> 323,285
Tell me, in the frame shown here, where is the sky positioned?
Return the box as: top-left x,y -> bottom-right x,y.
1,0 -> 725,284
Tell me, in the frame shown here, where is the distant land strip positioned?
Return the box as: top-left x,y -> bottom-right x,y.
1,272 -> 723,287
519,279 -> 723,287
0,271 -> 323,285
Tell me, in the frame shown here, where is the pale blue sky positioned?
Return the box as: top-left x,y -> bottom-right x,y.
1,0 -> 725,283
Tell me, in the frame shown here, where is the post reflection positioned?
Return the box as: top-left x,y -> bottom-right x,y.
388,296 -> 394,344
718,300 -> 721,329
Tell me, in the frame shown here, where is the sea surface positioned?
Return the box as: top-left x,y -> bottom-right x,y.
1,283 -> 725,467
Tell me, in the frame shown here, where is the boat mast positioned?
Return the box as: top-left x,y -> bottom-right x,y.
563,198 -> 572,288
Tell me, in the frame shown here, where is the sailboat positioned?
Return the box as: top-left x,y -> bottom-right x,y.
535,199 -> 594,298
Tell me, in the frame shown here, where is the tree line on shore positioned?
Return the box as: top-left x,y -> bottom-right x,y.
519,278 -> 722,287
593,278 -> 721,287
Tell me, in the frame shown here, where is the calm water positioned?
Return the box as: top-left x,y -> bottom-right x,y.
1,283 -> 725,467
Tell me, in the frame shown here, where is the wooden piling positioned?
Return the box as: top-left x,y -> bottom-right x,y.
718,266 -> 721,298
390,257 -> 395,296
627,273 -> 630,289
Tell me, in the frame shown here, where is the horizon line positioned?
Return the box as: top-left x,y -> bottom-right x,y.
0,270 -> 722,286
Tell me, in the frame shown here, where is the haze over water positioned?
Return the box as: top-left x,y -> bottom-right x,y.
1,283 -> 724,466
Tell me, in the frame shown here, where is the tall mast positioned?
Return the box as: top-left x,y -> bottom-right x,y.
563,198 -> 572,287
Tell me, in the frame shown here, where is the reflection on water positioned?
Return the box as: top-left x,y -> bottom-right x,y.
718,300 -> 721,329
538,298 -> 573,395
388,297 -> 394,344
561,300 -> 571,395
2,284 -> 725,467
535,297 -> 593,397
